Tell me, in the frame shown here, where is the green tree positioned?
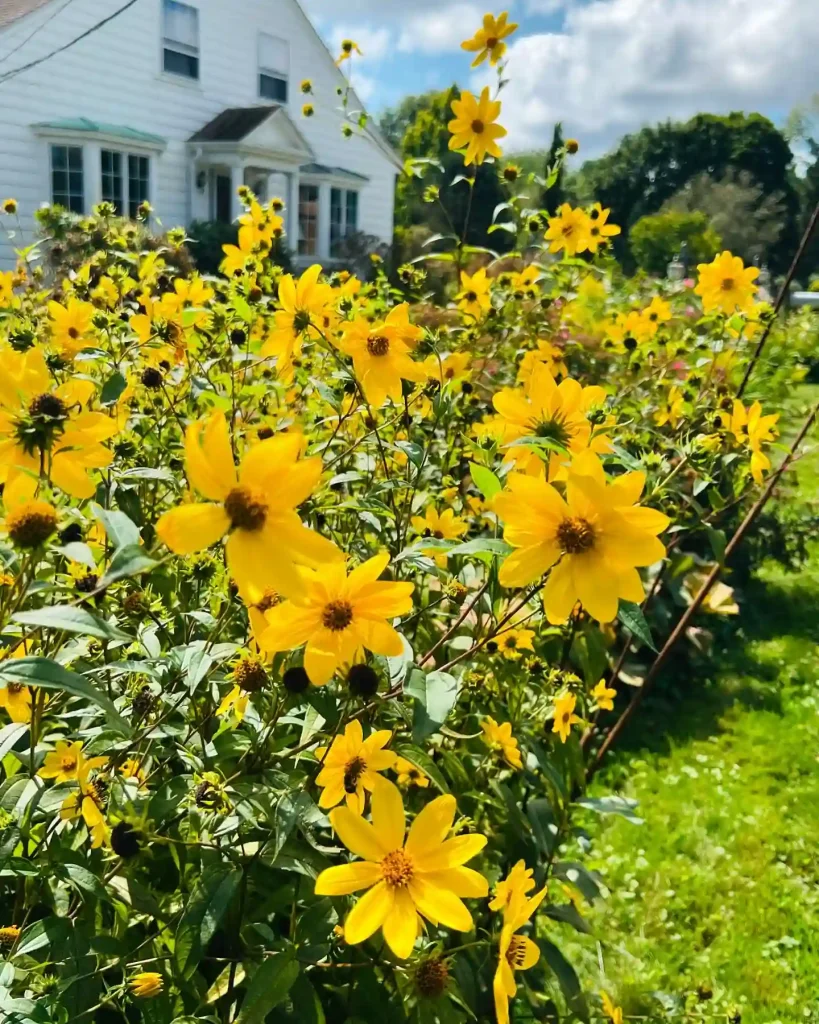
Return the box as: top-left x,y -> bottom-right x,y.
629,210 -> 721,276
575,112 -> 799,271
542,122 -> 566,213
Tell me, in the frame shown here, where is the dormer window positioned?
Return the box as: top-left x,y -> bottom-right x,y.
163,0 -> 199,80
259,33 -> 288,103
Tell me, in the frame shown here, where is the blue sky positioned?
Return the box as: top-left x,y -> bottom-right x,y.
301,0 -> 819,160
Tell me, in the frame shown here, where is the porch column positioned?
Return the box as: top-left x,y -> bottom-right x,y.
288,170 -> 300,252
318,182 -> 331,262
85,142 -> 102,213
229,161 -> 244,223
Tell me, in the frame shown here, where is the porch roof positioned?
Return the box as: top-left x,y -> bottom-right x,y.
33,117 -> 165,146
189,106 -> 280,143
300,162 -> 369,182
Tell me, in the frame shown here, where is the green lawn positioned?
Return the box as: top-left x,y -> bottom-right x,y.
567,391 -> 819,1023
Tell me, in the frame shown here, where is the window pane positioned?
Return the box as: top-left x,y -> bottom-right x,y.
258,33 -> 288,75
51,145 -> 83,214
101,150 -> 123,214
298,184 -> 319,256
346,191 -> 359,234
128,154 -> 150,219
330,188 -> 343,256
259,73 -> 287,102
52,147 -> 67,170
163,0 -> 198,47
163,47 -> 198,78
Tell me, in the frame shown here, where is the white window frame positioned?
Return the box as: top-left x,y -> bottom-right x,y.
162,0 -> 200,80
258,32 -> 289,103
49,143 -> 85,214
100,148 -> 152,218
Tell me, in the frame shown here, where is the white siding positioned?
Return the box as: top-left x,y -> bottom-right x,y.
0,0 -> 397,267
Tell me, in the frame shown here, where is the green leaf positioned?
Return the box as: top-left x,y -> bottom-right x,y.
0,657 -> 131,736
0,722 -> 28,762
395,744 -> 450,794
575,795 -> 644,824
405,670 -> 459,743
99,544 -> 158,586
705,525 -> 727,564
552,861 -> 603,903
60,862 -> 109,901
174,866 -> 241,978
90,503 -> 140,548
447,538 -> 511,558
545,902 -> 592,934
56,542 -> 97,568
15,916 -> 71,958
537,938 -> 589,1022
526,797 -> 557,856
100,371 -> 127,406
13,605 -> 131,642
235,953 -> 300,1024
469,462 -> 502,500
617,601 -> 657,652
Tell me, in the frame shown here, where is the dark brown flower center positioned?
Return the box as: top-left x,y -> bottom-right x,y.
556,516 -> 596,555
322,599 -> 353,631
293,310 -> 311,333
471,119 -> 485,134
506,934 -> 528,968
343,755 -> 366,793
464,291 -> 478,302
486,36 -> 498,48
534,414 -> 572,445
224,486 -> 268,532
367,335 -> 390,357
381,849 -> 414,887
28,393 -> 67,421
721,278 -> 735,291
67,327 -> 79,339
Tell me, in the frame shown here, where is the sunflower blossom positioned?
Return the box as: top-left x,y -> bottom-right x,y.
695,251 -> 758,315
262,264 -> 332,381
460,12 -> 518,67
155,411 -> 341,602
338,306 -> 425,408
315,780 -> 488,959
494,452 -> 670,624
315,720 -> 396,813
493,882 -> 548,1024
448,87 -> 507,166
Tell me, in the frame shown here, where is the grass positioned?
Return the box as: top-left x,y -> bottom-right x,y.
563,388 -> 819,1023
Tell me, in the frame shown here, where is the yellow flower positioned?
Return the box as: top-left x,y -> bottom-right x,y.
489,859 -> 535,913
460,11 -> 518,67
0,347 -> 117,501
39,740 -> 107,783
448,87 -> 507,166
258,552 -> 414,686
654,386 -> 685,428
314,780 -> 488,959
411,506 -> 468,567
155,411 -> 340,602
481,716 -> 523,769
0,681 -> 32,723
220,224 -> 264,277
238,200 -> 283,246
729,399 -> 779,483
315,720 -> 396,814
493,884 -> 548,1024
302,103 -> 315,118
584,204 -> 621,254
494,452 -> 670,624
457,268 -> 492,320
394,756 -> 430,789
129,972 -> 164,999
601,990 -> 624,1024
544,204 -> 591,257
262,264 -> 331,381
120,758 -> 147,787
642,295 -> 672,328
60,778 -> 109,848
336,38 -> 362,65
517,341 -> 568,383
496,627 -> 534,660
695,251 -> 758,315
421,352 -> 472,390
552,692 -> 581,742
338,307 -> 425,408
48,298 -> 96,357
591,679 -> 616,711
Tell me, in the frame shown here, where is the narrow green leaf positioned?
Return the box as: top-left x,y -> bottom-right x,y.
99,544 -> 158,586
447,538 -> 511,557
0,657 -> 131,736
174,866 -> 241,978
537,938 -> 589,1022
617,601 -> 657,652
90,504 -> 140,548
0,722 -> 28,762
575,795 -> 643,824
469,462 -> 502,500
15,917 -> 71,958
13,606 -> 131,642
395,744 -> 450,794
100,371 -> 127,406
235,953 -> 300,1024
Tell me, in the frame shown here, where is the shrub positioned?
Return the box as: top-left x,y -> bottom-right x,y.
630,209 -> 721,275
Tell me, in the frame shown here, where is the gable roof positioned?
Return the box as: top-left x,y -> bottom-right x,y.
0,0 -> 50,28
189,106 -> 281,143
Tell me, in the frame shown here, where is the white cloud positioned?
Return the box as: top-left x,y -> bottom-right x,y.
302,0 -> 482,20
396,3 -> 483,53
473,0 -> 819,158
328,25 -> 392,62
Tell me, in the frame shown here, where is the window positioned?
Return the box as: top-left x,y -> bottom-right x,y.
258,32 -> 288,102
298,183 -> 319,256
330,187 -> 360,256
51,145 -> 84,213
163,0 -> 199,79
128,155 -> 150,218
101,150 -> 123,214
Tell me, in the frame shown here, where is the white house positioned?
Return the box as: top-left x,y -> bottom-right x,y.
0,0 -> 401,268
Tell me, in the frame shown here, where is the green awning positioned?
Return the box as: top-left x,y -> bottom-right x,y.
33,118 -> 165,146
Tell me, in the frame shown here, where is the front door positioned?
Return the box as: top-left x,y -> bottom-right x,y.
215,174 -> 232,224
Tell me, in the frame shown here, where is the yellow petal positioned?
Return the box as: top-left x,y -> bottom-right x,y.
371,779 -> 405,851
415,833 -> 486,871
314,861 -> 381,896
344,880 -> 393,945
405,794 -> 457,858
381,887 -> 418,959
156,503 -> 229,555
329,806 -> 388,861
409,876 -> 473,931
